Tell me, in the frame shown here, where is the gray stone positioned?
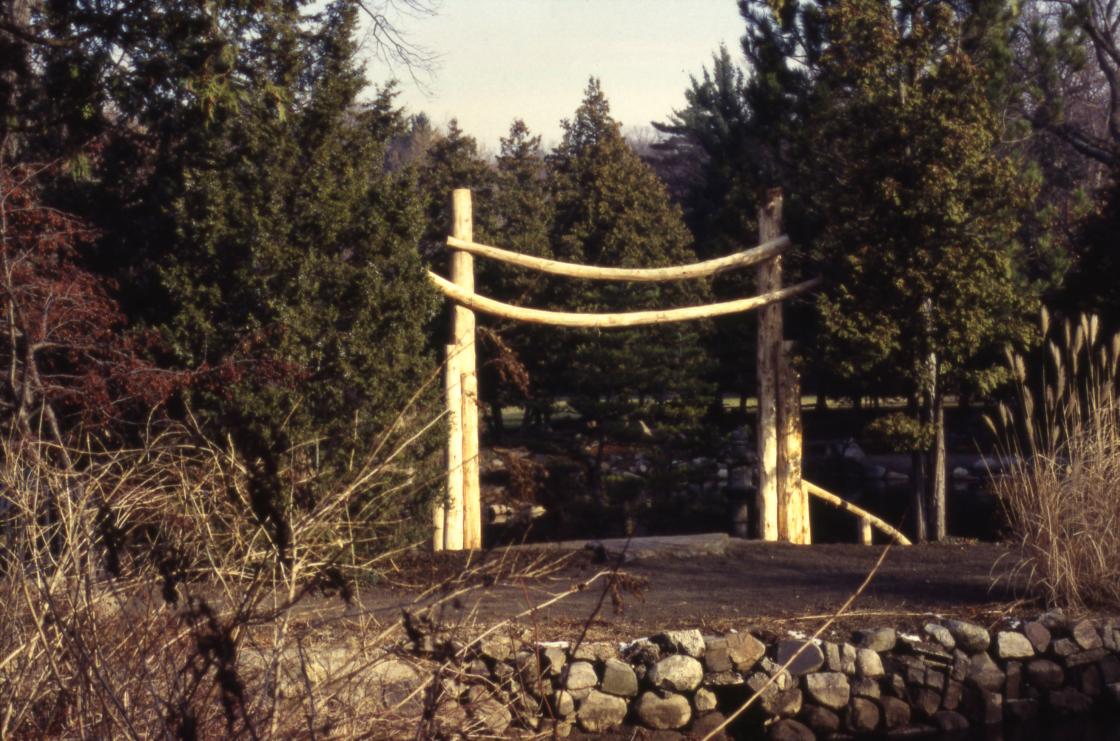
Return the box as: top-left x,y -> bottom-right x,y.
1048,686 -> 1093,715
433,700 -> 469,733
775,640 -> 825,675
942,680 -> 964,711
1024,621 -> 1051,653
577,689 -> 628,732
853,677 -> 881,699
1005,697 -> 1039,721
803,672 -> 850,710
479,636 -> 514,663
542,645 -> 567,675
649,654 -> 704,692
1103,620 -> 1118,651
704,671 -> 745,686
1065,647 -> 1108,668
760,658 -> 795,689
572,641 -> 618,663
825,641 -> 858,674
1026,659 -> 1064,689
799,704 -> 841,734
950,650 -> 970,682
691,712 -> 731,740
857,648 -> 885,678
767,718 -> 815,741
1071,619 -> 1103,650
856,627 -> 897,653
964,688 -> 1003,725
1038,609 -> 1067,631
748,673 -> 802,716
1005,661 -> 1022,700
911,687 -> 942,718
1051,638 -> 1078,657
908,641 -> 953,666
846,696 -> 881,733
564,661 -> 598,694
945,620 -> 990,653
703,636 -> 733,673
550,690 -> 575,717
623,638 -> 661,665
727,632 -> 766,671
966,652 -> 1005,692
884,673 -> 908,698
636,690 -> 692,730
931,710 -> 970,732
996,631 -> 1035,660
694,687 -> 718,712
924,623 -> 956,650
880,695 -> 912,729
654,629 -> 705,658
600,658 -> 638,697
468,697 -> 512,736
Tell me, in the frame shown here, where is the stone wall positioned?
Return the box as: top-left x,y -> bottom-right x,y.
416,611 -> 1120,738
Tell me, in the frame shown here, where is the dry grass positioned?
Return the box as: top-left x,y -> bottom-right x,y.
988,311 -> 1120,611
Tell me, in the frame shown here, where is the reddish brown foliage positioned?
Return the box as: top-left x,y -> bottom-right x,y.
0,161 -> 183,438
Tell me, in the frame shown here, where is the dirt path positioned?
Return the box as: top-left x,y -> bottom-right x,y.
363,540 -> 1029,642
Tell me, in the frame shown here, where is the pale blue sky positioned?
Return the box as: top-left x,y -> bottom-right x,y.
367,0 -> 746,152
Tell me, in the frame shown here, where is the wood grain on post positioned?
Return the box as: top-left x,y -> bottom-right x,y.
443,344 -> 464,551
779,340 -> 811,544
450,189 -> 481,550
860,519 -> 874,546
427,272 -> 820,327
445,234 -> 791,281
757,190 -> 783,542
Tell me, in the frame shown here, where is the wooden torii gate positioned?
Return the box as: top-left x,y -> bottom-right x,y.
429,188 -> 910,550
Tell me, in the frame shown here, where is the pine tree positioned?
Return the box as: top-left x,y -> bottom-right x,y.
548,79 -> 713,441
806,0 -> 1036,541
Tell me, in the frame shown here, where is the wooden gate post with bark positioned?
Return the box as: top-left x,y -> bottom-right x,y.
430,188 -> 909,550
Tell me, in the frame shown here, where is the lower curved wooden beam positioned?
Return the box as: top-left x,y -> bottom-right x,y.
427,271 -> 821,328
804,480 -> 913,546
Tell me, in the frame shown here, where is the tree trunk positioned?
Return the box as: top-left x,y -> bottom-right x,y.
909,393 -> 928,543
929,372 -> 948,541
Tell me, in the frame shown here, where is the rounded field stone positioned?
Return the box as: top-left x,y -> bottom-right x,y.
879,695 -> 911,729
775,640 -> 825,675
694,687 -> 718,712
856,627 -> 897,653
649,654 -> 704,692
1024,622 -> 1051,653
727,632 -> 767,672
845,696 -> 881,733
1071,620 -> 1103,650
799,704 -> 840,734
945,620 -> 991,653
564,661 -> 598,693
1048,686 -> 1093,715
576,690 -> 627,733
856,648 -> 885,678
966,652 -> 1005,692
932,710 -> 970,731
996,631 -> 1035,660
655,629 -> 706,658
1026,659 -> 1064,689
768,718 -> 815,741
637,690 -> 692,730
600,658 -> 638,697
924,623 -> 956,650
803,672 -> 850,710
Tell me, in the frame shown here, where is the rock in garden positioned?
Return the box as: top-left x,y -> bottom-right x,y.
564,661 -> 598,696
1038,609 -> 1067,631
964,688 -> 1003,725
1078,664 -> 1102,697
966,652 -> 1005,692
768,718 -> 815,741
942,680 -> 963,711
704,671 -> 745,686
748,673 -> 803,716
623,638 -> 661,665
655,629 -> 705,658
550,690 -> 575,717
468,697 -> 512,736
1005,697 -> 1039,721
703,636 -> 733,673
727,632 -> 766,671
799,704 -> 840,734
576,690 -> 628,732
691,712 -> 731,740
541,645 -> 567,674
856,648 -> 885,678
803,672 -> 850,710
775,640 -> 825,675
997,631 -> 1035,660
600,658 -> 638,697
931,710 -> 970,732
951,650 -> 971,682
572,641 -> 618,663
1051,638 -> 1078,657
636,690 -> 692,730
845,697 -> 881,733
649,654 -> 704,692
945,620 -> 990,653
694,687 -> 718,712
880,695 -> 911,729
1024,622 -> 1051,653
1048,686 -> 1093,715
1005,661 -> 1023,699
1026,659 -> 1064,689
1065,648 -> 1108,668
924,623 -> 956,650
856,627 -> 897,653
1100,655 -> 1120,684
852,677 -> 880,699
911,687 -> 942,718
1071,620 -> 1103,650
479,636 -> 514,663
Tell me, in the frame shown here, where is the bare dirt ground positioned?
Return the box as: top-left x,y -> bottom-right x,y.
357,539 -> 1034,643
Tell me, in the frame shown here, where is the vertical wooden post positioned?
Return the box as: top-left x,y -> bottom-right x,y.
450,189 -> 482,550
443,344 -> 464,551
779,340 -> 811,544
860,518 -> 874,546
757,189 -> 783,541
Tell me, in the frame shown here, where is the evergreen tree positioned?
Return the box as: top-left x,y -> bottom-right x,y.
548,79 -> 713,444
416,119 -> 495,261
806,0 -> 1036,540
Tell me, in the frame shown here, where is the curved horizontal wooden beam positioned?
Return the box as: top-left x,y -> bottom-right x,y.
427,271 -> 821,328
804,480 -> 913,546
445,235 -> 791,281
